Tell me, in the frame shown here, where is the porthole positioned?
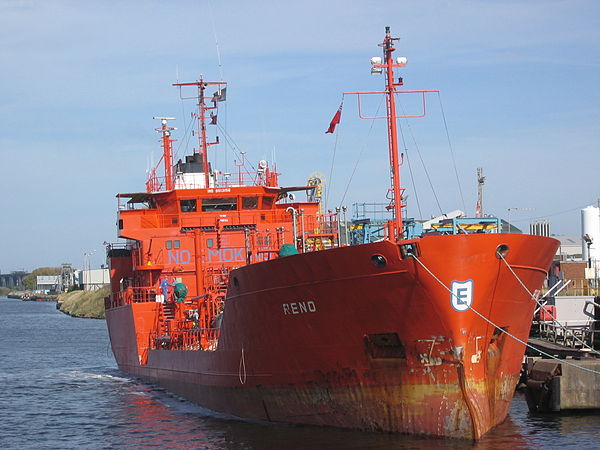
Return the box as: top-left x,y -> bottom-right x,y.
495,244 -> 509,259
370,254 -> 387,268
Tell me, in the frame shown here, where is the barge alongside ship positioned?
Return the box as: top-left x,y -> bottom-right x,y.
104,28 -> 559,439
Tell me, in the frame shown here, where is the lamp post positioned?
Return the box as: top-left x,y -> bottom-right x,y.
82,253 -> 88,289
83,249 -> 96,290
583,234 -> 594,292
583,234 -> 593,268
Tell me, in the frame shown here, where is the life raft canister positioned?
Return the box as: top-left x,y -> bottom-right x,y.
174,282 -> 188,302
278,244 -> 299,257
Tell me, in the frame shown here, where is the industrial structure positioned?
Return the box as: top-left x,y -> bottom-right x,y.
0,271 -> 28,289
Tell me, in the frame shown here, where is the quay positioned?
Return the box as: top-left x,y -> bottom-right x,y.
524,356 -> 600,412
523,294 -> 600,413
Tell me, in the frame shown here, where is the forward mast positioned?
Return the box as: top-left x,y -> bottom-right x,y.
346,27 -> 438,241
380,27 -> 405,241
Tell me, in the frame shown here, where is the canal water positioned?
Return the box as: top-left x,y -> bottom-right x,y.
1,297 -> 599,449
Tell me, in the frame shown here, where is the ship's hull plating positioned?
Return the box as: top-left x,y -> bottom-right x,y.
106,233 -> 559,439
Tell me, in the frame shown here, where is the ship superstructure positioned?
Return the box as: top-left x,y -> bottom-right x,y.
105,28 -> 559,440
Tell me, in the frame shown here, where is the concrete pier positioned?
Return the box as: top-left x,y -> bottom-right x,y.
525,358 -> 600,412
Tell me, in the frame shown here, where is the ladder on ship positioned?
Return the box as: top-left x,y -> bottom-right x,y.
159,302 -> 176,339
163,302 -> 176,321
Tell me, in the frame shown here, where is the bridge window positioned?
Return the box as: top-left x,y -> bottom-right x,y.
180,199 -> 197,212
202,197 -> 237,212
207,238 -> 214,248
174,240 -> 180,249
262,196 -> 274,209
166,240 -> 172,249
242,196 -> 258,210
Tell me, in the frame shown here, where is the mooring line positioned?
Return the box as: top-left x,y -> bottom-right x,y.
498,253 -> 600,357
410,254 -> 600,376
238,346 -> 247,385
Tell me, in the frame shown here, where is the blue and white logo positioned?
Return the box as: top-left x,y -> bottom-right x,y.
450,280 -> 473,312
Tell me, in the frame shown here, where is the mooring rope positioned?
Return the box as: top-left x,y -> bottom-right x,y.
238,346 -> 247,384
498,253 -> 600,357
410,254 -> 600,376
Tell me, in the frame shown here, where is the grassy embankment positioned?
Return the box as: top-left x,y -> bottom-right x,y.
57,286 -> 109,319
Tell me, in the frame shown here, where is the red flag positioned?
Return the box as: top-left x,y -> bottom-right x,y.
326,103 -> 343,134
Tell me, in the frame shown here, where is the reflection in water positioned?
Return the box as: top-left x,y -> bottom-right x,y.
108,381 -> 447,449
2,298 -> 600,449
102,380 -> 593,450
108,384 -> 219,449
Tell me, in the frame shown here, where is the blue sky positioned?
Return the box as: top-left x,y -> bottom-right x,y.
1,0 -> 598,272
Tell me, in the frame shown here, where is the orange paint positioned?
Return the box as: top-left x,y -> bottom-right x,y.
105,28 -> 558,440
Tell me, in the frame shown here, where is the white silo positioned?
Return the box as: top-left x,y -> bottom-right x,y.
581,205 -> 600,273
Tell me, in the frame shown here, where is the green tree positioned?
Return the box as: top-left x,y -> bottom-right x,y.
23,267 -> 61,290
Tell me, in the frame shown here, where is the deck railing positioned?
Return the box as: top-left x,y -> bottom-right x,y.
105,287 -> 157,309
534,320 -> 600,349
150,327 -> 221,351
146,170 -> 279,193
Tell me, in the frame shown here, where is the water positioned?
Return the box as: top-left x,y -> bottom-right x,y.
1,298 -> 599,449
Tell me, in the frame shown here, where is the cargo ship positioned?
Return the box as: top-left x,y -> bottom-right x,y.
104,28 -> 559,440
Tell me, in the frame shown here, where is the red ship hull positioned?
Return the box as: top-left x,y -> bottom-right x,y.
106,233 -> 558,439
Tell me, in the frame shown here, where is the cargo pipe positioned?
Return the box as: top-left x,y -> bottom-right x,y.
286,207 -> 299,250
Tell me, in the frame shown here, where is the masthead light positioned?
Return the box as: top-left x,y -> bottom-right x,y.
370,56 -> 382,65
396,56 -> 408,65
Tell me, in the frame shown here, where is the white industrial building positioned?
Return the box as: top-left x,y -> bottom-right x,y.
582,205 -> 600,279
81,268 -> 110,291
36,275 -> 60,292
555,236 -> 583,261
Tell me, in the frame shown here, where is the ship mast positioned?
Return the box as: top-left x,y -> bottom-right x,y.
344,28 -> 436,240
173,77 -> 226,188
476,167 -> 485,217
380,26 -> 405,241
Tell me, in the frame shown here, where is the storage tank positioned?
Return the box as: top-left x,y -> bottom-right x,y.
581,205 -> 600,274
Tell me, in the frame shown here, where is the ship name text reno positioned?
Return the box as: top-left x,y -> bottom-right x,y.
283,301 -> 317,315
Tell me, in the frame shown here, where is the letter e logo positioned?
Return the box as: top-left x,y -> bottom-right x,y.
450,280 -> 473,312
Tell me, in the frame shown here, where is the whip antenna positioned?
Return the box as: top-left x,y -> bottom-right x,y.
207,0 -> 224,81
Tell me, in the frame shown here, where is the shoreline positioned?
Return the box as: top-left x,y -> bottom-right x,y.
6,291 -> 58,302
56,287 -> 108,319
2,289 -> 107,320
